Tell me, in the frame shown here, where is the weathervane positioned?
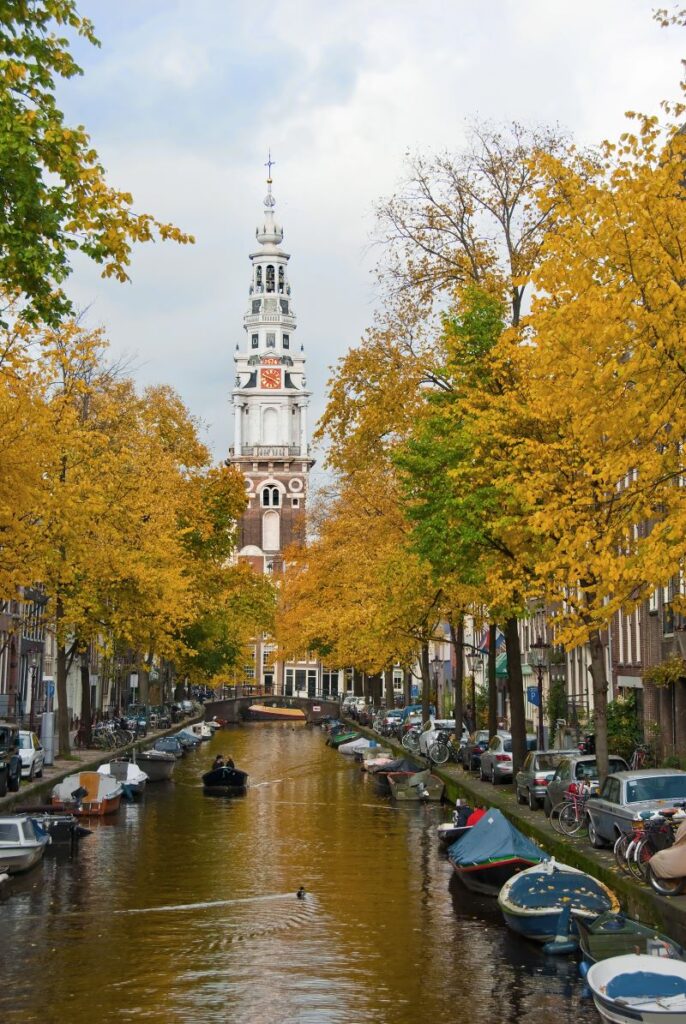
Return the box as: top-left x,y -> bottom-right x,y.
265,149 -> 275,183
264,149 -> 276,208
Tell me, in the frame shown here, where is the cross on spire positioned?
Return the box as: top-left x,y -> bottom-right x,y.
265,149 -> 275,182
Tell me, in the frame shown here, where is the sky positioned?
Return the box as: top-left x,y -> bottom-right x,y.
60,0 -> 685,477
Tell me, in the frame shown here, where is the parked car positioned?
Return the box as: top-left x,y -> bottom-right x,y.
0,722 -> 22,796
586,769 -> 686,848
515,750 -> 568,810
543,754 -> 629,816
480,733 -> 537,784
18,730 -> 45,781
462,729 -> 491,772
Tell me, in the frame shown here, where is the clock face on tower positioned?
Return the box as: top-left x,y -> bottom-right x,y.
260,367 -> 281,389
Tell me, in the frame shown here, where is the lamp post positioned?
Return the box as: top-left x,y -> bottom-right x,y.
529,635 -> 550,750
431,654 -> 442,715
466,650 -> 480,730
28,651 -> 39,732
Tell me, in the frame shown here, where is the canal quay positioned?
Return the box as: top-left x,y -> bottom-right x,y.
0,722 -> 600,1024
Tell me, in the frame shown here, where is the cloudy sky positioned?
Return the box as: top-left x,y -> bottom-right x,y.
61,1 -> 684,474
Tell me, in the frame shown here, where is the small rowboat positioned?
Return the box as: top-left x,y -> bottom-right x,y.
247,704 -> 306,722
498,859 -> 619,944
449,808 -> 547,896
577,912 -> 685,965
387,769 -> 444,802
328,730 -> 359,749
587,953 -> 686,1023
51,772 -> 123,817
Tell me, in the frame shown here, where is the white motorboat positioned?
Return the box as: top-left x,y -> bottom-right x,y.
0,815 -> 50,873
52,772 -> 123,816
98,760 -> 148,797
136,748 -> 176,781
337,737 -> 379,756
187,721 -> 213,741
588,953 -> 686,1023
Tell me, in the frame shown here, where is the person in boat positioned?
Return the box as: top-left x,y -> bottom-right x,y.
296,886 -> 306,899
466,806 -> 486,826
212,754 -> 225,770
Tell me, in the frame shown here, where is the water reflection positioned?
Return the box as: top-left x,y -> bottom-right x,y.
0,723 -> 598,1024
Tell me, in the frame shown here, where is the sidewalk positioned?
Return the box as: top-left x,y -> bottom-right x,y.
0,715 -> 203,812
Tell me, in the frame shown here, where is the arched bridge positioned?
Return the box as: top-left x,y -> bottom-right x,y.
204,690 -> 341,725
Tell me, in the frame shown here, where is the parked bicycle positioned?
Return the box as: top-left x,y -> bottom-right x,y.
402,726 -> 421,754
629,743 -> 655,771
427,731 -> 460,765
551,781 -> 593,837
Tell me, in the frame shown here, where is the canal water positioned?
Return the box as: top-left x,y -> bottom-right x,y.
0,724 -> 599,1024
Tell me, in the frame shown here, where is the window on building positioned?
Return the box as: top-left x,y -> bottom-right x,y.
266,265 -> 275,293
266,332 -> 276,348
251,334 -> 259,348
285,668 -> 294,696
280,299 -> 289,315
252,300 -> 261,314
282,333 -> 289,349
261,486 -> 280,507
278,266 -> 285,293
256,267 -> 262,287
292,497 -> 300,508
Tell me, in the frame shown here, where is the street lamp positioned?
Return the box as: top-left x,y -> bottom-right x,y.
466,650 -> 480,730
529,635 -> 550,750
28,651 -> 39,731
431,654 -> 442,713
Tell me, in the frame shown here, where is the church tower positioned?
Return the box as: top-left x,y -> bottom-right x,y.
228,161 -> 317,694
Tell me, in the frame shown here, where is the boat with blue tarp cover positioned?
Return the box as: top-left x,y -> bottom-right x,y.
498,859 -> 619,944
587,953 -> 686,1023
447,808 -> 548,896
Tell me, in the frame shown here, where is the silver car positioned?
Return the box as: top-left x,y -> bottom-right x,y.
543,754 -> 629,816
515,750 -> 568,810
586,769 -> 686,848
479,733 -> 537,784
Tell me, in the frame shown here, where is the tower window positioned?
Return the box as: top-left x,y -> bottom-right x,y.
266,332 -> 276,348
256,267 -> 262,287
252,300 -> 261,314
266,265 -> 275,293
261,486 -> 280,507
283,334 -> 290,349
292,497 -> 300,508
251,334 -> 258,349
280,299 -> 289,314
278,267 -> 285,293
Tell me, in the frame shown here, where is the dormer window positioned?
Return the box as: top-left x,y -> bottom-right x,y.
266,265 -> 275,293
251,334 -> 258,349
261,486 -> 280,507
283,334 -> 290,349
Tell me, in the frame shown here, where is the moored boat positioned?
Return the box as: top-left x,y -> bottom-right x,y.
98,760 -> 148,798
202,765 -> 249,796
337,737 -> 378,756
577,912 -> 685,965
28,813 -> 91,850
498,859 -> 619,944
51,772 -> 123,817
587,953 -> 686,1023
153,737 -> 184,758
448,808 -> 548,896
247,704 -> 306,722
0,815 -> 50,873
387,768 -> 444,802
137,749 -> 176,781
187,721 -> 214,740
328,730 -> 359,749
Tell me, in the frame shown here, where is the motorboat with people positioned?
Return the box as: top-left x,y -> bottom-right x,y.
202,764 -> 249,796
98,760 -> 148,798
587,953 -> 686,1023
51,771 -> 123,816
497,859 -> 619,944
0,815 -> 51,873
448,808 -> 548,896
137,748 -> 176,780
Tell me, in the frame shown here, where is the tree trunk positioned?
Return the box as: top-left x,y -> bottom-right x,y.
55,597 -> 70,757
588,627 -> 609,782
450,617 -> 464,740
420,643 -> 431,724
403,668 -> 411,707
353,668 -> 363,697
505,617 -> 527,774
488,623 -> 498,738
80,658 -> 92,747
384,668 -> 394,708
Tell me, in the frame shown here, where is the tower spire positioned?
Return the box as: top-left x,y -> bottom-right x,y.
264,150 -> 276,209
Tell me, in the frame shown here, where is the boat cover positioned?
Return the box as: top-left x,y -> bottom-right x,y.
448,808 -> 548,867
607,971 -> 686,1000
369,757 -> 419,774
504,865 -> 613,914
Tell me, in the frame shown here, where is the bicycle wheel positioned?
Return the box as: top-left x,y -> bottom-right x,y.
428,741 -> 449,765
614,832 -> 632,874
632,836 -> 655,881
559,802 -> 585,837
649,865 -> 686,896
550,800 -> 570,834
402,732 -> 419,753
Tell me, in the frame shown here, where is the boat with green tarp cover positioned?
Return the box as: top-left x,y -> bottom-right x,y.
328,731 -> 359,749
448,808 -> 548,896
577,912 -> 685,964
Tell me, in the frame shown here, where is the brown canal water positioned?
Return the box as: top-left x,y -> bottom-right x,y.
0,724 -> 599,1024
